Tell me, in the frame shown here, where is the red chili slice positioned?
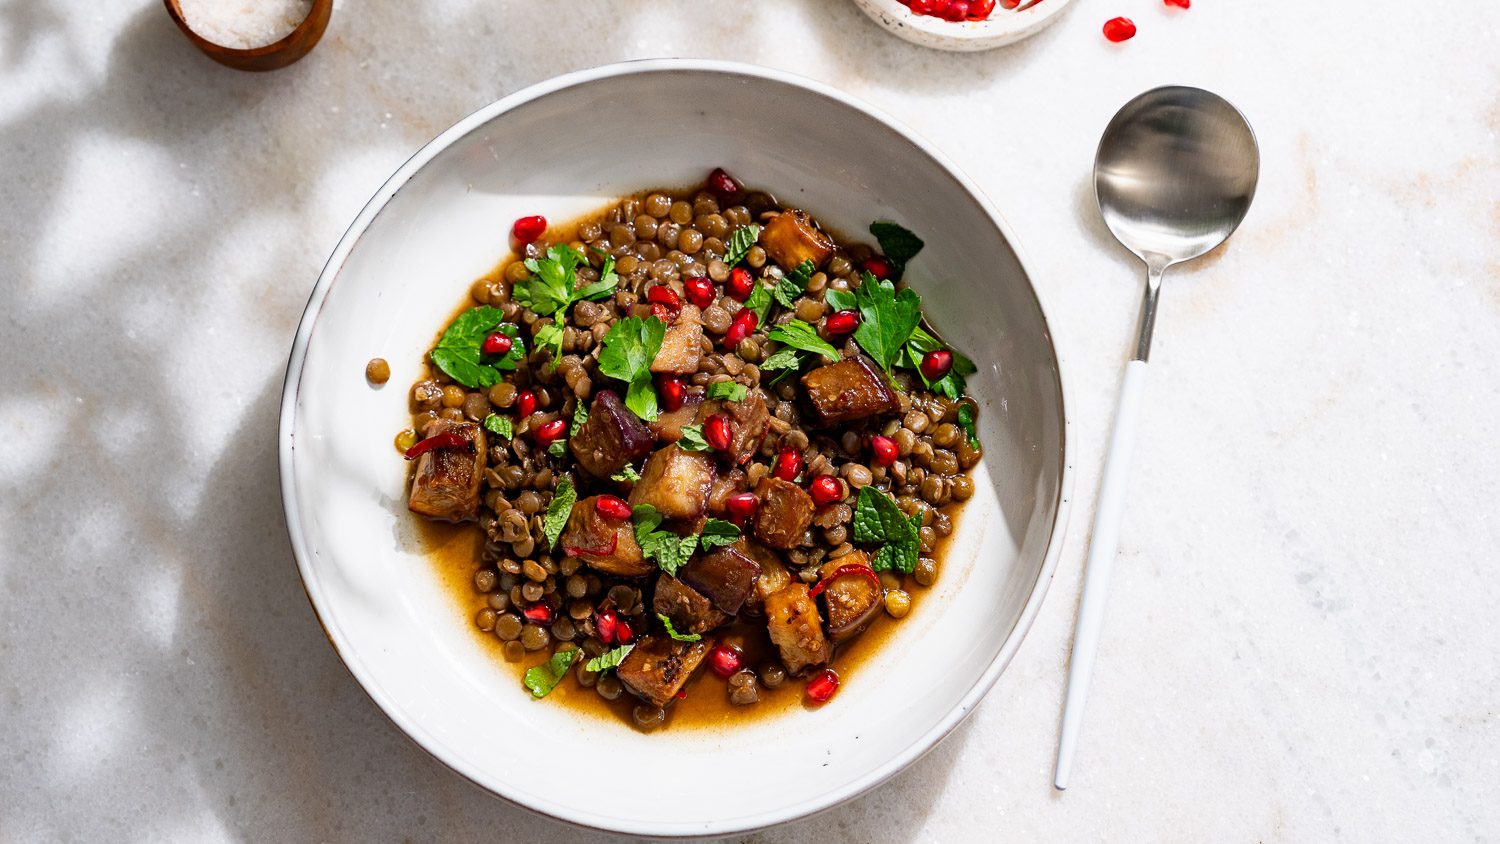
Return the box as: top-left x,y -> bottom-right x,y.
809,563 -> 882,599
563,534 -> 618,558
403,431 -> 471,460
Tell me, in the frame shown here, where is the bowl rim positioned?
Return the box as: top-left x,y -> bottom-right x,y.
278,58 -> 1074,838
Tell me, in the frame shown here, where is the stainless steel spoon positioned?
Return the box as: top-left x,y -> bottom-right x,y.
1054,86 -> 1259,791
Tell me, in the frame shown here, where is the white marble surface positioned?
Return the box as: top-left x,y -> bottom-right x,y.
3,1 -> 1497,840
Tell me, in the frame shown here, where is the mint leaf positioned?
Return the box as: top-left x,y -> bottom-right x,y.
773,259 -> 815,309
677,424 -> 713,452
515,244 -> 586,316
585,644 -> 634,674
705,381 -> 748,403
543,477 -> 576,551
767,320 -> 839,362
570,400 -> 589,437
758,348 -> 803,372
483,413 -> 513,439
632,503 -> 698,576
611,465 -> 641,483
744,282 -> 772,326
853,486 -> 920,574
869,221 -> 924,281
534,322 -> 564,369
430,309 -> 524,388
724,224 -> 761,267
598,316 -> 667,421
957,403 -> 979,448
524,648 -> 578,698
850,272 -> 922,373
658,613 -> 702,642
697,518 -> 741,553
547,440 -> 567,458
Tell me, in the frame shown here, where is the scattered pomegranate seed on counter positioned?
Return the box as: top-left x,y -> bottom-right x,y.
920,349 -> 954,381
516,390 -> 538,419
808,475 -> 843,507
705,413 -> 733,451
870,435 -> 899,467
684,276 -> 716,309
1103,17 -> 1136,42
594,495 -> 632,520
726,267 -> 755,301
824,309 -> 861,335
806,669 -> 840,703
708,646 -> 744,678
533,418 -> 567,445
481,332 -> 512,356
773,447 -> 804,482
657,375 -> 686,412
512,214 -> 546,244
725,492 -> 759,524
1164,0 -> 1190,7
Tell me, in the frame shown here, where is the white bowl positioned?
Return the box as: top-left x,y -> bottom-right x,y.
279,59 -> 1072,837
852,0 -> 1074,51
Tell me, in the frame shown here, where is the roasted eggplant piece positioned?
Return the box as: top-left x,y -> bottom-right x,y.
629,445 -> 716,520
746,542 -> 792,611
817,551 -> 884,642
648,391 -> 704,443
752,476 -> 814,549
696,392 -> 769,466
763,582 -> 831,674
800,355 -> 901,426
407,420 -> 486,522
679,540 -> 762,615
616,634 -> 711,707
760,208 -> 835,270
650,303 -> 704,375
569,390 -> 654,479
560,496 -> 651,577
653,575 -> 729,635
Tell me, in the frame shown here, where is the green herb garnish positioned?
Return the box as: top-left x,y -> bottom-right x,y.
533,322 -> 565,369
570,400 -> 589,437
676,424 -> 713,452
869,221 -> 924,281
767,319 -> 840,362
514,244 -> 617,316
724,224 -> 761,267
844,271 -> 922,373
757,347 -> 803,372
957,403 -> 979,449
658,613 -> 702,642
523,648 -> 578,698
429,309 -> 525,388
697,518 -> 741,553
482,413 -> 514,439
611,465 -> 641,483
547,440 -> 567,458
853,486 -> 921,573
705,381 -> 748,403
744,282 -> 773,326
773,259 -> 815,308
598,316 -> 667,421
543,477 -> 576,551
585,644 -> 634,674
904,325 -> 977,400
632,504 -> 698,576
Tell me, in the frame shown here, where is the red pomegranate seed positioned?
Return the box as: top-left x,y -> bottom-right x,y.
910,0 -> 941,12
968,0 -> 996,17
1164,0 -> 1190,7
595,607 -> 618,644
806,668 -> 840,703
481,332 -> 513,356
516,390 -> 538,419
920,349 -> 954,382
684,276 -> 716,309
808,475 -> 843,507
1103,16 -> 1136,42
707,646 -> 743,679
615,619 -> 635,644
707,167 -> 741,197
533,418 -> 567,445
522,603 -> 554,625
646,284 -> 681,310
705,413 -> 733,451
725,492 -> 759,523
723,309 -> 756,349
938,1 -> 969,22
726,267 -> 755,301
870,435 -> 899,467
824,309 -> 860,335
862,257 -> 891,280
512,215 -> 546,244
773,447 -> 803,482
595,495 -> 632,520
657,375 -> 686,412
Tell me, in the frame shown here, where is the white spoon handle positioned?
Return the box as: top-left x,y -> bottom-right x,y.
1054,358 -> 1149,791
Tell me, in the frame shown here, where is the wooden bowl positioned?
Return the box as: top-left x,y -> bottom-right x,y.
163,0 -> 333,71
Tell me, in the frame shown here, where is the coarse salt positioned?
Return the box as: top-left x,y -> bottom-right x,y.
177,0 -> 313,50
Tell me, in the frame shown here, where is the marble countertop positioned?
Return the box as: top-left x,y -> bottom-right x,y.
3,1 -> 1496,840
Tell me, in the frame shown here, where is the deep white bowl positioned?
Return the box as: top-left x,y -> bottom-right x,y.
279,59 -> 1071,837
852,0 -> 1074,51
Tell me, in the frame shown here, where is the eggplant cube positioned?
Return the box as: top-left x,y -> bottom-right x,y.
616,634 -> 711,708
752,476 -> 814,550
760,208 -> 835,270
560,497 -> 651,577
408,420 -> 486,523
650,304 -> 704,375
800,355 -> 901,426
629,446 -> 716,520
680,540 -> 762,616
653,575 -> 729,635
764,582 -> 831,674
569,390 -> 655,479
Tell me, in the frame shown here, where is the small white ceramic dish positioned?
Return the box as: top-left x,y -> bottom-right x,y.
852,0 -> 1073,51
279,59 -> 1071,837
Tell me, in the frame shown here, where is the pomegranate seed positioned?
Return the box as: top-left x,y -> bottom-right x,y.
1103,16 -> 1136,42
708,646 -> 743,678
968,0 -> 996,17
863,257 -> 892,280
725,492 -> 759,523
650,302 -> 678,322
870,435 -> 899,467
707,167 -> 741,197
723,309 -> 756,349
516,390 -> 538,419
920,349 -> 954,382
726,267 -> 755,301
595,495 -> 632,520
824,309 -> 860,335
1164,0 -> 1189,7
684,276 -> 716,309
705,413 -> 733,451
806,668 -> 840,703
646,285 -> 681,310
481,332 -> 513,356
808,475 -> 843,507
939,1 -> 969,22
523,603 -> 554,625
657,375 -> 686,412
615,619 -> 635,645
595,607 -> 618,644
512,215 -> 546,244
910,0 -> 941,12
773,447 -> 804,482
533,418 -> 567,445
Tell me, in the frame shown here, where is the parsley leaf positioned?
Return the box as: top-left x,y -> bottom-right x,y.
767,320 -> 840,362
824,289 -> 856,313
430,309 -> 525,388
574,256 -> 618,302
523,648 -> 578,698
482,413 -> 513,439
697,518 -> 741,553
758,348 -> 803,372
853,486 -> 920,573
598,316 -> 667,421
676,424 -> 713,452
570,400 -> 589,437
632,504 -> 698,576
724,224 -> 761,267
543,477 -> 576,551
744,282 -> 773,326
534,322 -> 564,369
773,259 -> 815,308
705,381 -> 748,403
515,244 -> 586,316
957,403 -> 979,448
658,613 -> 702,642
869,221 -> 925,281
904,326 -> 977,399
585,644 -> 634,674
848,272 -> 922,373
610,465 -> 641,483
